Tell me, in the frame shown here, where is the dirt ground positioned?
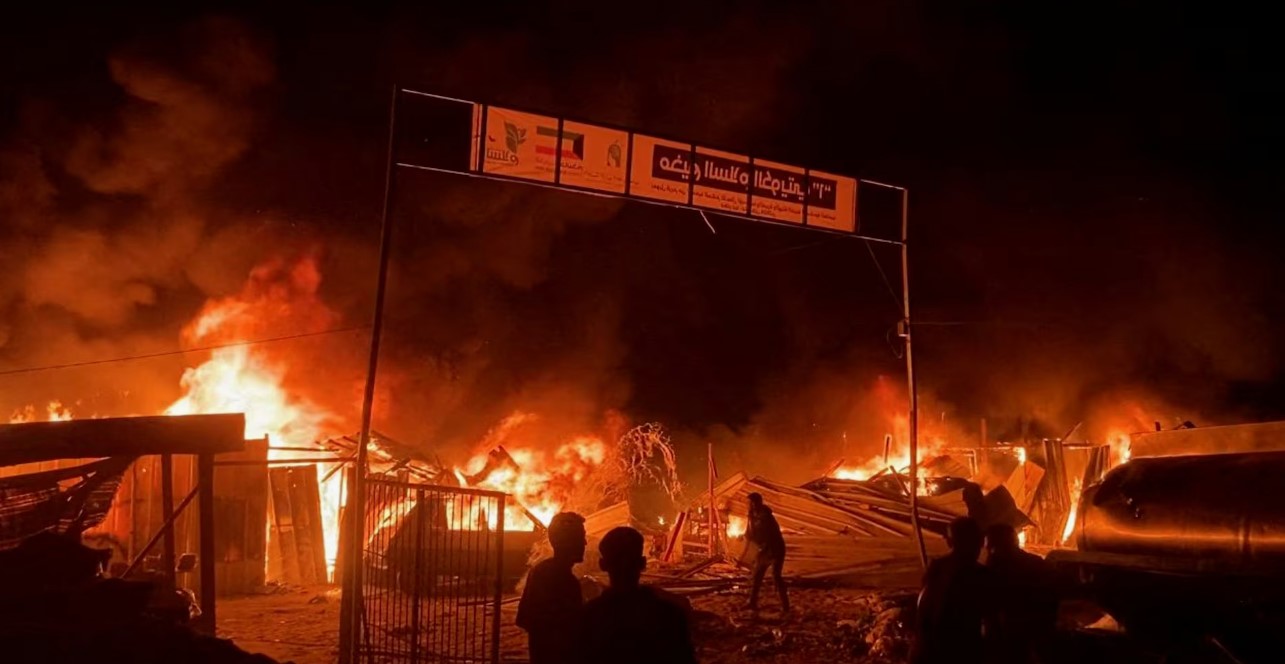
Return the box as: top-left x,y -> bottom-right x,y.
218,583 -> 914,664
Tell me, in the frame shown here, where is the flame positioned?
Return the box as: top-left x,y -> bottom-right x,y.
164,256 -> 346,580
726,514 -> 747,539
1107,430 -> 1132,466
8,401 -> 74,424
1061,478 -> 1083,544
1017,528 -> 1028,549
830,427 -> 948,482
454,431 -> 607,531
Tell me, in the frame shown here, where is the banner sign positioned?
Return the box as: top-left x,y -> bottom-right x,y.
461,101 -> 857,232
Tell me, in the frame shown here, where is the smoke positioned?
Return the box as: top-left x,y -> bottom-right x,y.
0,17 -> 288,419
4,6 -> 1282,484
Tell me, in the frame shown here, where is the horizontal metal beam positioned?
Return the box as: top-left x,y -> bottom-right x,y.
394,162 -> 905,247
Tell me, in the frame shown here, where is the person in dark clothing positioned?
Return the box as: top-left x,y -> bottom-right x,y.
578,527 -> 696,664
985,524 -> 1058,663
745,492 -> 789,615
517,512 -> 587,664
912,516 -> 991,664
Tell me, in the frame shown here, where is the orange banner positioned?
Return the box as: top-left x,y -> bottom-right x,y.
559,121 -> 629,194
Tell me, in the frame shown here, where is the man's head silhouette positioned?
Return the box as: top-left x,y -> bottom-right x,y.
985,523 -> 1021,558
747,492 -> 764,508
548,512 -> 587,563
598,526 -> 646,588
947,517 -> 984,562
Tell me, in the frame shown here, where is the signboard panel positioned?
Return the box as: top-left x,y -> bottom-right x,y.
692,147 -> 750,214
452,99 -> 865,235
805,170 -> 858,232
750,159 -> 806,224
630,135 -> 692,203
559,120 -> 629,194
480,106 -> 558,182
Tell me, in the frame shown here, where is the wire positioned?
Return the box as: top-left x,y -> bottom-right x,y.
863,239 -> 903,313
0,325 -> 372,378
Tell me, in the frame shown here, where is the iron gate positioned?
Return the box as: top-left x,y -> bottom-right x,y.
360,477 -> 506,663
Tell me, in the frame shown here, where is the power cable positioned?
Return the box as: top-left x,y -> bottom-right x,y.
0,325 -> 372,378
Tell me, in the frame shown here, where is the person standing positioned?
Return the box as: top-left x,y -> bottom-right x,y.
985,523 -> 1058,663
745,492 -> 789,616
517,512 -> 587,664
912,517 -> 991,664
578,527 -> 696,664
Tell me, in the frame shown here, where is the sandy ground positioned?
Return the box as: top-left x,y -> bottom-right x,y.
218,584 -> 913,664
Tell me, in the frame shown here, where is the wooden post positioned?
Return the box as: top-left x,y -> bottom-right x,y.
197,453 -> 216,634
161,454 -> 176,588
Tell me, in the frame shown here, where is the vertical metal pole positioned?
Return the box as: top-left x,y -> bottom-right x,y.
491,496 -> 505,664
197,453 -> 217,633
161,453 -> 176,588
706,442 -> 715,557
341,82 -> 401,664
899,187 -> 928,569
410,488 -> 424,663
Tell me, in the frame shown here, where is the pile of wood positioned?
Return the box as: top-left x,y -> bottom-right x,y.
678,472 -> 978,583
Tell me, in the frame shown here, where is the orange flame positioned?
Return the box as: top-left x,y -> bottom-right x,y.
454,417 -> 607,531
726,514 -> 747,539
1061,478 -> 1083,544
165,256 -> 346,579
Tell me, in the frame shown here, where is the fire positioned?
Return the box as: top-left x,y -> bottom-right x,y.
165,256 -> 347,579
830,429 -> 948,482
1108,430 -> 1132,466
8,400 -> 74,424
726,514 -> 747,539
456,433 -> 607,531
1017,528 -> 1028,549
1061,478 -> 1083,544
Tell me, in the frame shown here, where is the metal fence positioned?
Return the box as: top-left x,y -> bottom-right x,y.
360,477 -> 506,663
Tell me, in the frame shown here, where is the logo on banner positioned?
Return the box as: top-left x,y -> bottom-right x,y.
486,122 -> 525,165
536,126 -> 585,162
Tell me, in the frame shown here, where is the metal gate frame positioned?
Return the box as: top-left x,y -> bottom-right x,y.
359,477 -> 506,663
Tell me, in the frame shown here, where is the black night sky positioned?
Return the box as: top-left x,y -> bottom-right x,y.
3,1 -> 1283,475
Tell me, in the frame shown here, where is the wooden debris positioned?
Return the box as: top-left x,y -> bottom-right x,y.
678,469 -> 1013,581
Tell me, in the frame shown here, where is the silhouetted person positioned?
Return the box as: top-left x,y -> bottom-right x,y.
912,517 -> 990,664
744,492 -> 789,615
518,512 -> 587,664
985,524 -> 1057,663
578,527 -> 696,664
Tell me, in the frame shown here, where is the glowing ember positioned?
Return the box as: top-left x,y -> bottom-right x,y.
1015,446 -> 1027,465
1061,478 -> 1083,544
1017,528 -> 1028,549
726,514 -> 747,538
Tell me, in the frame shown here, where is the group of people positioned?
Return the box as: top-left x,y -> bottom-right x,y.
517,492 -> 795,664
913,517 -> 1059,664
519,497 -> 1055,664
517,514 -> 697,664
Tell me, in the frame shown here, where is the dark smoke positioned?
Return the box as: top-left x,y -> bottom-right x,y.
4,5 -> 1284,483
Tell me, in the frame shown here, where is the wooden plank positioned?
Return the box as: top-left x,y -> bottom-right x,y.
268,467 -> 301,585
296,467 -> 329,584
286,467 -> 319,585
0,414 -> 246,466
212,439 -> 267,596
